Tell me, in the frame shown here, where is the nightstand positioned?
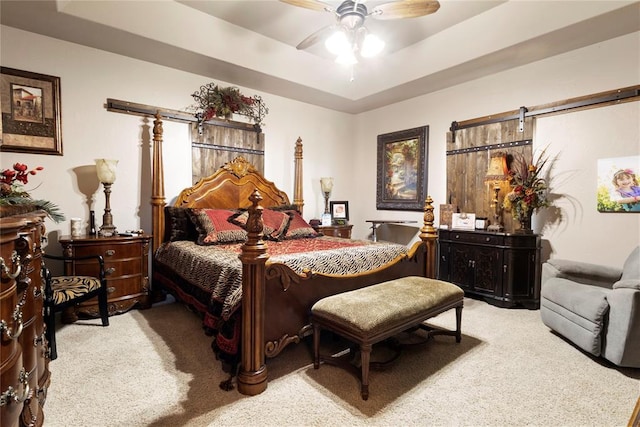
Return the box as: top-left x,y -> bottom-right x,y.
314,224 -> 353,239
58,233 -> 152,321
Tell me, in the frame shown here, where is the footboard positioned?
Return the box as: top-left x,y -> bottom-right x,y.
263,240 -> 428,358
237,192 -> 437,396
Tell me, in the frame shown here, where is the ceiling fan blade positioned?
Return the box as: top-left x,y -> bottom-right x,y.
371,0 -> 440,20
280,0 -> 333,12
296,25 -> 335,50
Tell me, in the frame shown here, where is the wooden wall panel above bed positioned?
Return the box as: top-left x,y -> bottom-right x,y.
191,122 -> 265,185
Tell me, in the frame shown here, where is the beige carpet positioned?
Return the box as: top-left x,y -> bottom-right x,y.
44,297 -> 639,427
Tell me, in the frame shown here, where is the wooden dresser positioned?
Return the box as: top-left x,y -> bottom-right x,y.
1,210 -> 49,427
58,234 -> 152,320
438,229 -> 541,309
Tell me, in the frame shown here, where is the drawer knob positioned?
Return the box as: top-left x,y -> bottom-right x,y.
107,287 -> 116,294
485,237 -> 491,242
105,249 -> 116,257
105,267 -> 116,276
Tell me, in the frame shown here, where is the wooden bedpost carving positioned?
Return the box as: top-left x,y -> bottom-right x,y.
293,137 -> 304,214
419,196 -> 438,279
237,189 -> 269,396
151,112 -> 166,254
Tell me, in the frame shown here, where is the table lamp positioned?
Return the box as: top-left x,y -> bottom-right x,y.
485,152 -> 509,232
96,159 -> 118,237
320,177 -> 333,214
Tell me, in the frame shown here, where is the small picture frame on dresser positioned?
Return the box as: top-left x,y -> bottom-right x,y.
330,201 -> 349,224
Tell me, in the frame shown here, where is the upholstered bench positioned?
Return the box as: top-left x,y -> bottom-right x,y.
311,276 -> 464,400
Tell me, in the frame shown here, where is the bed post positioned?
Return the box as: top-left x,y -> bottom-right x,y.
419,196 -> 437,279
151,112 -> 166,254
293,137 -> 304,214
237,189 -> 269,396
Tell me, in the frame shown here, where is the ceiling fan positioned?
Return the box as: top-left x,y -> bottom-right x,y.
280,0 -> 440,63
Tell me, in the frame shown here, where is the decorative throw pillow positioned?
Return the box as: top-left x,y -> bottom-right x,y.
164,206 -> 197,242
187,208 -> 247,245
229,208 -> 292,241
281,210 -> 320,239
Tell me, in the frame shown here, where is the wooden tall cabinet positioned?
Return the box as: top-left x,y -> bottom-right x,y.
1,210 -> 49,427
438,229 -> 541,309
58,234 -> 152,320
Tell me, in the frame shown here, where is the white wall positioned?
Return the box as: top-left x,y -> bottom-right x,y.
353,32 -> 640,266
1,25 -> 639,266
1,25 -> 354,243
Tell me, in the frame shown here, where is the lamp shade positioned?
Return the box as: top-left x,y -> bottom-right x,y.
320,177 -> 334,193
361,33 -> 385,58
96,159 -> 118,184
485,152 -> 509,181
325,31 -> 350,56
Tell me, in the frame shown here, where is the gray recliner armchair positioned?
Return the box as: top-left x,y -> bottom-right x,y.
540,246 -> 640,368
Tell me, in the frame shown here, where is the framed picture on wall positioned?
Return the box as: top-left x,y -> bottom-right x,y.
376,125 -> 429,210
0,67 -> 63,155
597,155 -> 640,212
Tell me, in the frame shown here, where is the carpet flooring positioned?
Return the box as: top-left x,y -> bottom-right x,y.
44,297 -> 639,426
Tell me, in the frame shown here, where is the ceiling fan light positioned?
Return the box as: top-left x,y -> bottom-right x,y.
335,52 -> 358,65
361,33 -> 385,58
325,30 -> 350,56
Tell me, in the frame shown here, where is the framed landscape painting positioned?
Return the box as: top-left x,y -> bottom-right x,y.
0,67 -> 63,155
376,125 -> 429,210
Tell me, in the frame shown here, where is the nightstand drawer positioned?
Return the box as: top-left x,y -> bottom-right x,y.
314,224 -> 353,239
73,257 -> 141,278
72,242 -> 141,259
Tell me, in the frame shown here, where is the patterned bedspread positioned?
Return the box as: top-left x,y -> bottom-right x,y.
154,237 -> 409,321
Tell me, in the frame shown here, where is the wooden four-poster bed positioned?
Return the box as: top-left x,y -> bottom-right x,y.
148,113 -> 438,395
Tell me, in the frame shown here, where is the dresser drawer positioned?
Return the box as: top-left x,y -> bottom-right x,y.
448,231 -> 504,246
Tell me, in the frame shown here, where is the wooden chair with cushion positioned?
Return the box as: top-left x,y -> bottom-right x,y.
42,253 -> 110,360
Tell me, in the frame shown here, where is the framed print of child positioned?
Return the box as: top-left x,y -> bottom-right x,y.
597,155 -> 640,212
611,168 -> 640,212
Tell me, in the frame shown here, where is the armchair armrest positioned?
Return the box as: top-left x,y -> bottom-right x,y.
543,258 -> 622,288
613,279 -> 640,290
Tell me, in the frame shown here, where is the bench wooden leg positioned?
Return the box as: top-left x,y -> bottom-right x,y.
360,343 -> 371,400
313,323 -> 321,369
455,305 -> 462,343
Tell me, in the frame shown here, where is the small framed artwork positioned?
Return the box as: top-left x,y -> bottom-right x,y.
376,125 -> 428,210
0,67 -> 63,155
330,201 -> 349,224
597,155 -> 640,212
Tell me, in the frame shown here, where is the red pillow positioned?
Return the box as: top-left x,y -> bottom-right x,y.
229,209 -> 292,241
282,210 -> 320,239
187,208 -> 247,245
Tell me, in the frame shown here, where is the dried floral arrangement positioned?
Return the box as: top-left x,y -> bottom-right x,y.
502,149 -> 551,224
189,83 -> 268,129
1,162 -> 65,222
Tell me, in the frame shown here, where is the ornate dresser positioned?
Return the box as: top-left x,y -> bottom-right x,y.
1,209 -> 49,427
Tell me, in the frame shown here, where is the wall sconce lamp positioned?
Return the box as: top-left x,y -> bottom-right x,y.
95,159 -> 118,237
485,152 -> 509,232
320,177 -> 334,214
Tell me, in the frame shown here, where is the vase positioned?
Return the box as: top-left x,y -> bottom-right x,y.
516,211 -> 534,234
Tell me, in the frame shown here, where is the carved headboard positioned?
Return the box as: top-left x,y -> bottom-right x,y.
174,156 -> 290,209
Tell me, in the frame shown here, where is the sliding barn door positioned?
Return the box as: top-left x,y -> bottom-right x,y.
447,117 -> 535,233
190,122 -> 265,184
